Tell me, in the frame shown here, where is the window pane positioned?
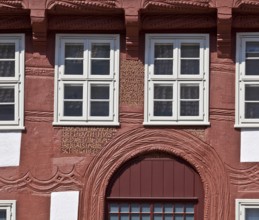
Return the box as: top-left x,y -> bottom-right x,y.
246,60 -> 259,75
142,214 -> 151,220
154,214 -> 162,220
181,44 -> 199,58
180,101 -> 199,116
90,101 -> 109,116
0,104 -> 15,120
142,204 -> 150,213
64,85 -> 83,99
0,44 -> 15,59
0,87 -> 14,102
154,101 -> 172,116
181,60 -> 199,75
121,204 -> 129,213
0,61 -> 15,77
186,215 -> 194,220
164,214 -> 173,220
131,204 -> 140,212
132,214 -> 140,220
155,44 -> 173,58
91,60 -> 110,75
245,85 -> 259,101
154,85 -> 173,99
65,44 -> 83,58
64,101 -> 82,116
180,85 -> 199,99
154,204 -> 163,213
175,204 -> 184,213
0,209 -> 6,220
110,204 -> 119,213
175,215 -> 184,220
245,103 -> 259,118
246,42 -> 259,57
92,44 -> 110,58
110,214 -> 119,220
65,60 -> 83,75
186,204 -> 194,213
246,208 -> 259,220
154,60 -> 173,75
91,85 -> 109,99
164,204 -> 173,213
121,214 -> 129,220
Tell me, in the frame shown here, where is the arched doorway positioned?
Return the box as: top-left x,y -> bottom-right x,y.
105,152 -> 204,220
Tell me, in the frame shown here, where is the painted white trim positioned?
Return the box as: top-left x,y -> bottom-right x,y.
0,200 -> 16,220
236,199 -> 259,220
54,34 -> 120,126
144,34 -> 210,125
50,191 -> 79,220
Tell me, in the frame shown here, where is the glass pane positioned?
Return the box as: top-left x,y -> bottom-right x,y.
175,214 -> 184,220
245,85 -> 259,101
142,204 -> 150,213
0,104 -> 14,120
0,87 -> 14,102
175,204 -> 184,213
0,209 -> 6,220
246,208 -> 259,220
164,204 -> 173,213
65,44 -> 83,58
132,214 -> 140,220
181,85 -> 199,99
180,101 -> 199,116
164,214 -> 173,220
186,214 -> 194,220
0,61 -> 15,77
181,60 -> 199,75
64,85 -> 83,99
246,60 -> 259,75
186,204 -> 194,213
64,101 -> 82,116
154,101 -> 172,116
91,60 -> 110,75
0,44 -> 15,59
110,204 -> 119,213
131,204 -> 140,212
65,60 -> 83,75
121,204 -> 129,213
246,42 -> 259,57
154,204 -> 163,213
154,60 -> 173,75
154,85 -> 173,99
121,214 -> 129,220
245,103 -> 259,118
142,214 -> 150,220
92,44 -> 110,58
90,101 -> 109,116
154,214 -> 162,220
91,85 -> 109,99
155,44 -> 173,58
110,214 -> 119,220
181,44 -> 199,58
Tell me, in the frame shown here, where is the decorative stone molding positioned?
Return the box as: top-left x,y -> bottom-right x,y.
48,15 -> 124,30
0,0 -> 25,10
217,7 -> 232,58
25,111 -> 53,123
82,128 -> 231,220
0,167 -> 82,193
25,67 -> 54,77
125,15 -> 139,59
142,14 -> 216,30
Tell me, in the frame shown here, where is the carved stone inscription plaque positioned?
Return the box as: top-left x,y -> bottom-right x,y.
62,127 -> 117,154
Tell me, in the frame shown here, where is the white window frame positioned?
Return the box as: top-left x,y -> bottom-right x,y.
0,200 -> 16,220
236,199 -> 259,220
54,34 -> 120,126
236,33 -> 259,127
0,34 -> 24,130
144,34 -> 210,126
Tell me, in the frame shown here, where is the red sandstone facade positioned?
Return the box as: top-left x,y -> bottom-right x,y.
0,0 -> 259,220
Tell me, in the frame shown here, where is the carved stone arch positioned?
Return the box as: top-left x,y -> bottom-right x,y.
82,128 -> 230,220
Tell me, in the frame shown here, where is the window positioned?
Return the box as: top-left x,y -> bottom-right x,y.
144,34 -> 209,125
0,35 -> 24,130
236,199 -> 259,220
236,33 -> 259,127
108,202 -> 196,220
0,200 -> 16,220
54,35 -> 119,126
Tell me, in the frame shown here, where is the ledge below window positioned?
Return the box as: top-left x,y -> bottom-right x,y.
143,121 -> 210,126
0,126 -> 25,131
234,124 -> 259,128
52,122 -> 120,127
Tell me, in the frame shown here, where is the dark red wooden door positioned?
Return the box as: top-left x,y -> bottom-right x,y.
106,153 -> 204,220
